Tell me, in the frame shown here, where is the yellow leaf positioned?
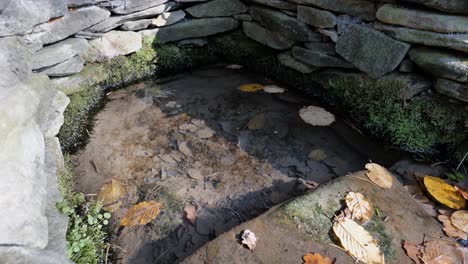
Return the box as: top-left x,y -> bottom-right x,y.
423,176 -> 465,209
97,179 -> 126,212
345,192 -> 373,221
239,83 -> 264,92
302,253 -> 333,264
333,217 -> 384,264
451,210 -> 468,233
365,163 -> 393,189
119,201 -> 162,226
299,106 -> 335,126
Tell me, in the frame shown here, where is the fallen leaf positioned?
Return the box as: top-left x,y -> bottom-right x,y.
184,205 -> 197,224
454,186 -> 468,200
159,154 -> 177,164
402,241 -> 423,264
178,141 -> 193,157
263,85 -> 286,94
451,210 -> 468,233
241,229 -> 258,250
247,113 -> 266,130
345,192 -> 373,221
299,106 -> 335,126
437,213 -> 467,240
196,127 -> 214,139
303,252 -> 333,264
226,64 -> 243,69
187,168 -> 203,180
239,84 -> 264,92
424,176 -> 465,209
317,28 -> 338,42
405,185 -> 437,217
308,149 -> 327,161
332,216 -> 384,264
365,163 -> 393,189
97,179 -> 126,212
119,201 -> 162,226
420,240 -> 462,264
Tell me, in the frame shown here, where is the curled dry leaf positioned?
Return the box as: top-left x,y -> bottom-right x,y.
263,85 -> 286,94
365,163 -> 393,189
345,192 -> 373,221
423,176 -> 466,209
97,179 -> 126,212
184,205 -> 197,225
119,201 -> 162,227
303,252 -> 333,264
239,83 -> 264,92
437,213 -> 467,240
451,210 -> 468,233
332,216 -> 384,264
299,106 -> 335,126
454,186 -> 468,200
241,229 -> 258,250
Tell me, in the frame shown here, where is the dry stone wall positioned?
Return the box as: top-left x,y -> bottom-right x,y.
0,0 -> 467,262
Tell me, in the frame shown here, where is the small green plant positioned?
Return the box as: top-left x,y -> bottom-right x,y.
57,156 -> 110,264
447,151 -> 468,183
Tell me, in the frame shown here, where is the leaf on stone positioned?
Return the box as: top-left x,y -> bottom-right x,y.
97,179 -> 126,212
184,205 -> 197,225
119,201 -> 162,227
402,241 -> 423,264
302,252 -> 333,264
263,85 -> 286,94
247,113 -> 266,130
423,176 -> 466,209
333,216 -> 384,264
299,106 -> 335,126
454,186 -> 468,200
239,83 -> 264,92
451,210 -> 468,233
241,229 -> 258,250
420,240 -> 462,264
345,192 -> 373,221
365,163 -> 393,189
437,213 -> 467,240
404,185 -> 437,217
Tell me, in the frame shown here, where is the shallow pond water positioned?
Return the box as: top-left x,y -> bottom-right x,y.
71,66 -> 405,263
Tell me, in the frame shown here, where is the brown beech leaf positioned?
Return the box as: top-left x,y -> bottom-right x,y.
303,252 -> 333,264
365,163 -> 393,189
420,240 -> 462,264
345,191 -> 373,221
451,210 -> 468,233
454,186 -> 468,200
184,205 -> 197,225
119,201 -> 162,227
437,213 -> 467,240
402,241 -> 423,264
97,179 -> 126,212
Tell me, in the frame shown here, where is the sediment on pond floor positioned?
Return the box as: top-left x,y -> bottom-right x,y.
71,67 -> 409,263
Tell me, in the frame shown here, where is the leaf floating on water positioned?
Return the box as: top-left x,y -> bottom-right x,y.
241,229 -> 258,250
299,106 -> 335,126
437,213 -> 467,240
423,176 -> 465,209
302,252 -> 333,264
332,216 -> 384,264
345,192 -> 373,221
119,201 -> 162,227
451,210 -> 468,233
239,83 -> 264,92
97,179 -> 126,212
247,113 -> 266,130
263,85 -> 286,94
365,163 -> 393,189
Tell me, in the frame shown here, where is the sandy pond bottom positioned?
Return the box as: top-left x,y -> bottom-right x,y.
71,66 -> 404,263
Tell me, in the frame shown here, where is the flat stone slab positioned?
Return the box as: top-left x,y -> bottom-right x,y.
183,171 -> 448,264
375,22 -> 468,53
141,18 -> 239,43
38,55 -> 84,77
435,78 -> 468,102
297,5 -> 337,28
288,0 -> 375,21
83,30 -> 142,62
336,24 -> 410,78
278,52 -> 316,73
152,10 -> 186,27
377,4 -> 468,33
186,0 -> 248,18
409,46 -> 468,83
243,21 -> 294,50
399,0 -> 468,14
32,38 -> 88,70
247,0 -> 297,10
111,0 -> 168,15
293,46 -> 353,68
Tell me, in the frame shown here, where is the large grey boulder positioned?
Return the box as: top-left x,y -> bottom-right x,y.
0,0 -> 67,37
0,37 -> 32,87
32,38 -> 88,70
245,0 -> 297,10
186,0 -> 248,17
288,0 -> 375,21
297,5 -> 336,28
83,30 -> 142,62
36,6 -> 110,45
336,24 -> 410,78
376,4 -> 468,34
375,22 -> 468,53
141,18 -> 239,43
409,47 -> 468,83
111,0 -> 168,15
243,22 -> 294,50
249,6 -> 322,42
38,55 -> 85,77
86,2 -> 175,33
399,0 -> 468,14
292,46 -> 353,68
278,52 -> 316,73
152,10 -> 186,27
434,78 -> 468,102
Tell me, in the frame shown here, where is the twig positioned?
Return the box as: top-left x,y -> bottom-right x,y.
423,234 -> 454,243
155,250 -> 168,262
104,244 -> 110,264
225,196 -> 243,222
106,243 -> 128,253
456,151 -> 468,172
